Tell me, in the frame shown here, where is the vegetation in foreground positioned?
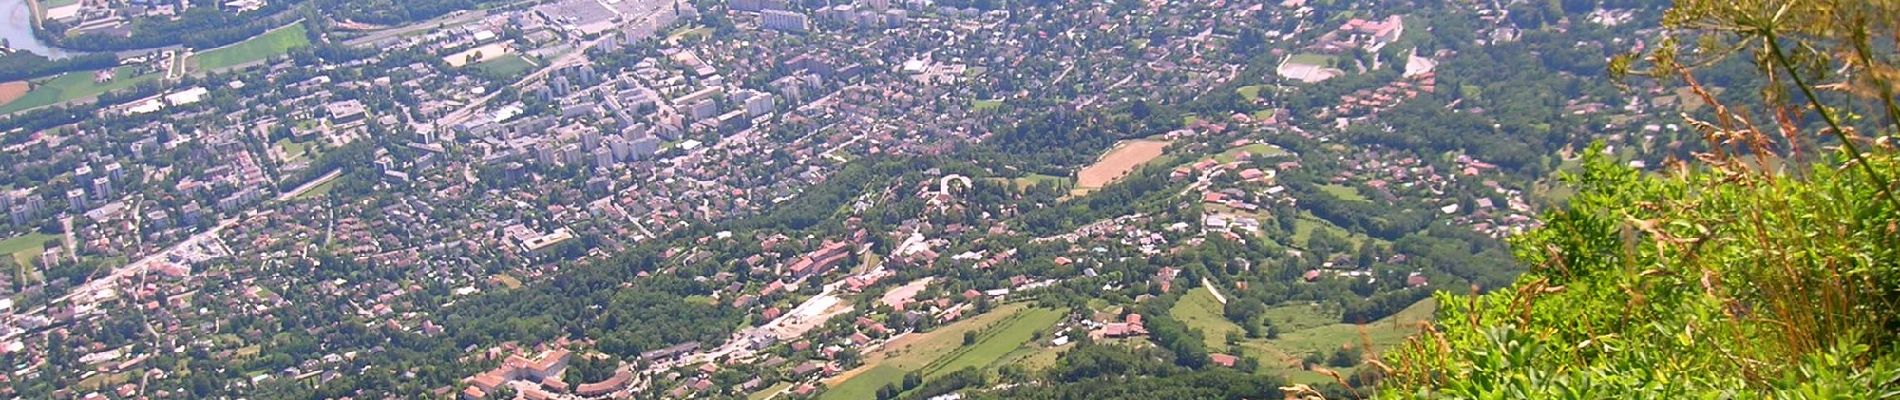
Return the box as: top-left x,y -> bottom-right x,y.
1380,0 -> 1900,396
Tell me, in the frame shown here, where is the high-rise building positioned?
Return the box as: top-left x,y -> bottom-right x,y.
762,10 -> 811,32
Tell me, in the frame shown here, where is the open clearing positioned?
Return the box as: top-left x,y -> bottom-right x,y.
1318,183 -> 1369,202
970,99 -> 1003,111
0,66 -> 159,115
193,23 -> 312,71
1170,285 -> 1436,384
1278,53 -> 1343,83
1214,142 -> 1288,163
1076,139 -> 1171,190
0,81 -> 28,105
1,232 -> 58,267
444,42 -> 512,67
473,53 -> 536,79
823,304 -> 1063,400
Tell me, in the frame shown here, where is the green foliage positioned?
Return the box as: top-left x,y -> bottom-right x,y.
1380,147 -> 1900,397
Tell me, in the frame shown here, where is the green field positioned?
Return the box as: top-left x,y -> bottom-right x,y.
971,99 -> 1003,111
1214,143 -> 1288,163
1287,53 -> 1333,67
290,178 -> 337,200
473,53 -> 536,79
1011,173 -> 1068,190
193,23 -> 312,71
40,0 -> 80,8
0,67 -> 159,115
275,138 -> 312,161
0,232 -> 59,267
1290,213 -> 1372,249
747,381 -> 793,400
1169,286 -> 1437,384
1236,85 -> 1267,101
1318,183 -> 1369,202
824,304 -> 1064,400
1171,287 -> 1240,350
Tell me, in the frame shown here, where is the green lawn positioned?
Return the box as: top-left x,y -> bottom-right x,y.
0,232 -> 59,267
0,67 -> 159,115
290,178 -> 337,200
1215,143 -> 1289,163
1236,85 -> 1267,101
1287,53 -> 1333,67
40,0 -> 80,7
193,23 -> 312,71
473,53 -> 536,79
971,99 -> 1003,111
275,138 -> 312,161
1318,183 -> 1369,202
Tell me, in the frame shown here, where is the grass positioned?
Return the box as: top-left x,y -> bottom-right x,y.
1169,293 -> 1437,384
275,138 -> 312,161
1317,183 -> 1369,202
40,0 -> 80,7
824,304 -> 1063,399
0,66 -> 159,115
822,365 -> 906,400
1170,287 -> 1240,350
1236,85 -> 1267,101
920,307 -> 1063,377
1290,213 -> 1368,249
193,23 -> 312,71
472,53 -> 536,80
1214,143 -> 1288,163
290,179 -> 337,200
971,99 -> 1003,111
1011,173 -> 1068,191
748,381 -> 793,400
0,232 -> 59,267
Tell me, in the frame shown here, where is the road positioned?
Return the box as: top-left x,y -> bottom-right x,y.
439,3 -> 685,127
343,10 -> 491,48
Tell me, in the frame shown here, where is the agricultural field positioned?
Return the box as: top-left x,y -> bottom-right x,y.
1169,285 -> 1437,384
193,24 -> 313,71
0,67 -> 159,115
822,304 -> 1065,400
1075,139 -> 1172,191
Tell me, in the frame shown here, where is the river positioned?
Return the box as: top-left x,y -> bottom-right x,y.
1,0 -> 75,58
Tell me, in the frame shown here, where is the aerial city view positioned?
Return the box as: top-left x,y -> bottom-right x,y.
0,0 -> 1894,398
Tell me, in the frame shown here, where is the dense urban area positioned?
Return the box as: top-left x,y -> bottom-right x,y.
3,0 -> 1897,398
